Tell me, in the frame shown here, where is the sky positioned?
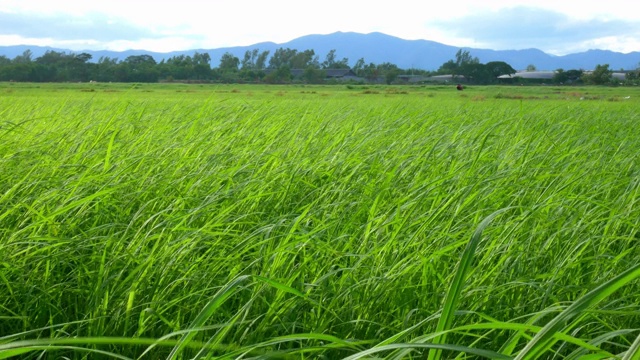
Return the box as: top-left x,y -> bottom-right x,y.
1,0 -> 639,56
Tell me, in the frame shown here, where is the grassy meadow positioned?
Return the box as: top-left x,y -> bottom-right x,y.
1,82 -> 640,359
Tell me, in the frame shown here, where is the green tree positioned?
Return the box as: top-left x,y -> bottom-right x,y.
582,64 -> 613,85
238,49 -> 268,81
241,49 -> 259,70
553,68 -> 567,84
363,62 -> 379,82
121,55 -> 158,82
30,51 -> 92,82
625,64 -> 640,84
438,53 -> 515,84
291,49 -> 319,69
438,50 -> 479,80
34,50 -> 66,81
94,56 -> 118,82
461,63 -> 492,84
240,49 -> 270,70
352,58 -> 365,77
192,52 -> 212,80
377,62 -> 400,84
322,49 -> 349,69
255,50 -> 269,70
437,60 -> 457,75
526,64 -> 537,71
162,55 -> 194,80
2,63 -> 34,81
239,68 -> 265,82
71,53 -> 93,81
565,69 -> 583,83
455,50 -> 479,82
455,49 -> 478,68
13,50 -> 33,64
268,48 -> 297,69
264,65 -> 292,83
302,67 -> 326,83
485,61 -> 516,79
552,68 -> 583,84
218,52 -> 240,72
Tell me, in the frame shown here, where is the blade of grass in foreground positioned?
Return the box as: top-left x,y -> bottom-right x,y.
344,343 -> 511,360
620,331 -> 640,360
223,333 -> 367,359
514,263 -> 640,360
0,346 -> 132,360
427,207 -> 514,360
165,275 -> 250,360
0,337 -> 195,359
0,337 -> 243,359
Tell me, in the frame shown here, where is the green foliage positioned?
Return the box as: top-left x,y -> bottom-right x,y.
12,49 -> 32,64
455,49 -> 479,67
118,55 -> 158,82
241,49 -> 270,71
263,64 -> 292,83
438,50 -> 516,84
624,68 -> 640,85
485,61 -> 517,79
376,62 -> 400,84
352,57 -> 366,76
322,49 -> 350,69
0,47 -> 636,86
268,47 -> 321,70
553,68 -> 585,84
438,59 -> 457,75
582,64 -> 613,85
302,66 -> 326,83
218,52 -> 240,73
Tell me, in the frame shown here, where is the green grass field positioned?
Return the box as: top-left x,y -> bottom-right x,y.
1,82 -> 640,359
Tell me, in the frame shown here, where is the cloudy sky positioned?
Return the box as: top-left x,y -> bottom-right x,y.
1,0 -> 639,56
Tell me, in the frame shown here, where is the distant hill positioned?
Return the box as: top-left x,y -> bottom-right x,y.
2,32 -> 639,71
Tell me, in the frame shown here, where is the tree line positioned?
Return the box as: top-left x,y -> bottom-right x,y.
0,48 -> 432,84
1,48 -> 637,85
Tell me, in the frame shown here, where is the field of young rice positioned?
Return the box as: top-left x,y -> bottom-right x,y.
1,83 -> 640,359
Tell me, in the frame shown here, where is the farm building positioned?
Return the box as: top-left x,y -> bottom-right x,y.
324,69 -> 360,80
264,68 -> 361,81
498,70 -> 627,80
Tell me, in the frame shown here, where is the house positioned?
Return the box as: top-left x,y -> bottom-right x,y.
264,68 -> 361,81
498,71 -> 556,80
396,75 -> 430,83
324,69 -> 360,81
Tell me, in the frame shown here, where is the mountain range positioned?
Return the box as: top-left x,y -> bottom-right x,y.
2,32 -> 639,71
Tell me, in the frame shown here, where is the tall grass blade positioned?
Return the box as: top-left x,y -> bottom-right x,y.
514,263 -> 640,360
0,348 -> 34,359
565,329 -> 637,360
427,207 -> 513,360
621,331 -> 640,360
104,128 -> 119,172
0,346 -> 133,360
165,275 -> 249,360
345,342 -> 512,360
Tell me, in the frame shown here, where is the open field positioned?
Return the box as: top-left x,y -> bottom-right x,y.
1,82 -> 640,359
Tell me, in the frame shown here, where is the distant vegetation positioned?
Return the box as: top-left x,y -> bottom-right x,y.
2,47 -> 638,85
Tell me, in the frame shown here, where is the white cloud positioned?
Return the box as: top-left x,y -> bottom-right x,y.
1,0 -> 639,55
429,6 -> 640,55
